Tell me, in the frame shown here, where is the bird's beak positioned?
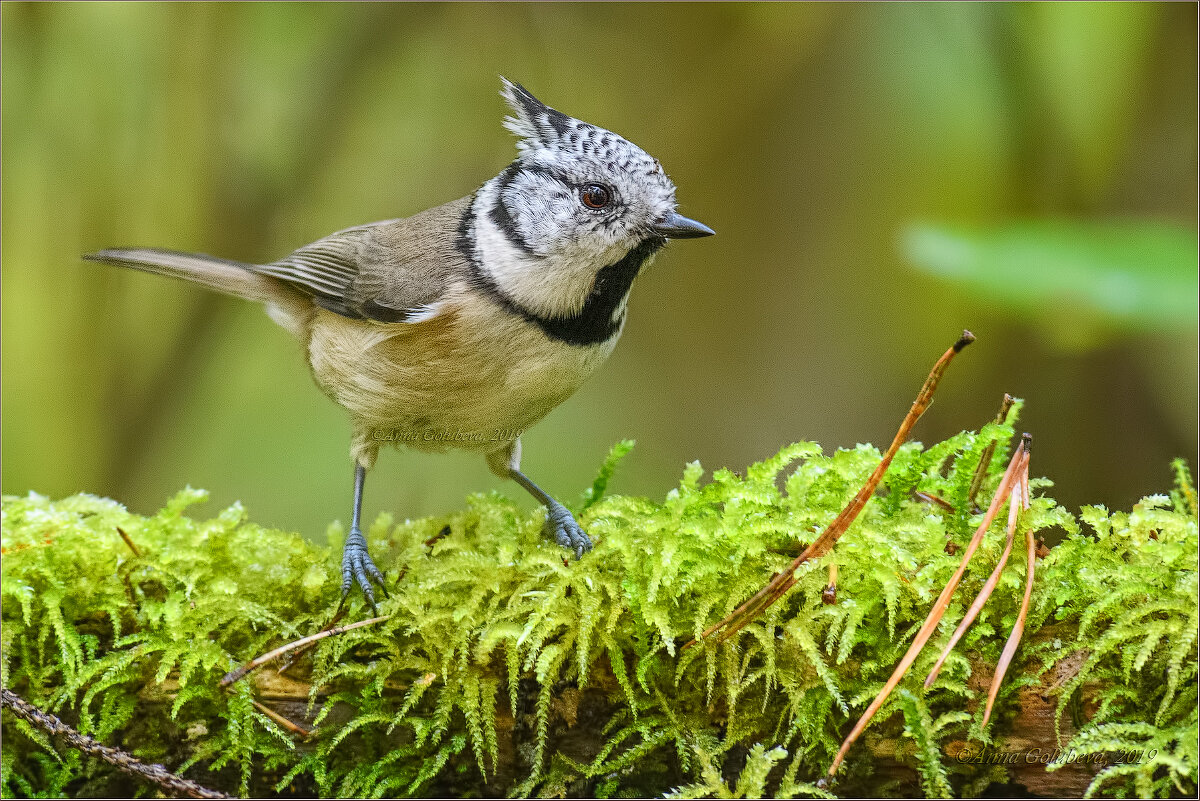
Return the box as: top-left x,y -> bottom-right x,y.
653,211 -> 715,239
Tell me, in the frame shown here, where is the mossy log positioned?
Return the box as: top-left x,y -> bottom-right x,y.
131,623 -> 1104,798
3,436 -> 1197,798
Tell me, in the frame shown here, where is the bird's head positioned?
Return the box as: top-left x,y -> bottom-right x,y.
467,78 -> 712,323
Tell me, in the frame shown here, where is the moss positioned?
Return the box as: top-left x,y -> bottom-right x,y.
2,426 -> 1196,798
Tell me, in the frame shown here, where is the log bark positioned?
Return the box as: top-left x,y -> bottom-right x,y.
133,626 -> 1103,798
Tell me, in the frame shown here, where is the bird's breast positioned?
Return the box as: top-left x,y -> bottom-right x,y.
306,292 -> 622,452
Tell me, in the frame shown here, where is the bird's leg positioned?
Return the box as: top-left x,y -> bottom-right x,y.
488,439 -> 591,559
509,468 -> 593,559
340,462 -> 389,613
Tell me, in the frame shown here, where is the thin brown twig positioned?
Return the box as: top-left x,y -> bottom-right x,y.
220,615 -> 389,688
116,526 -> 142,557
967,394 -> 1016,510
984,462 -> 1035,726
791,331 -> 976,566
924,464 -> 1023,688
686,331 -> 975,649
826,437 -> 1030,777
250,698 -> 314,738
914,491 -> 956,513
278,605 -> 348,676
1,688 -> 230,799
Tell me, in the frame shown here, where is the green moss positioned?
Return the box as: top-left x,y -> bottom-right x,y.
2,426 -> 1196,798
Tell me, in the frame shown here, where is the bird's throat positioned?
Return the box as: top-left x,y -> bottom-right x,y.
458,200 -> 663,347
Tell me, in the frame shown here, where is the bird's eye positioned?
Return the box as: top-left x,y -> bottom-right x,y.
580,184 -> 611,209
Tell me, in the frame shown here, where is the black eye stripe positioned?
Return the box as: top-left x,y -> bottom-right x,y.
518,162 -> 570,184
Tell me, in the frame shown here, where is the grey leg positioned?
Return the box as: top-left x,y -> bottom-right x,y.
509,468 -> 593,560
341,462 -> 389,612
486,440 -> 592,559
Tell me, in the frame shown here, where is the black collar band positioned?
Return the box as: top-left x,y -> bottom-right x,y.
457,199 -> 663,347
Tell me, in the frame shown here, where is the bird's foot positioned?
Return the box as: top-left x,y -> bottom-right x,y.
544,502 -> 592,560
340,527 -> 389,614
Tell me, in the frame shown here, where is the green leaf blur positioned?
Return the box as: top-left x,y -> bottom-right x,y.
903,221 -> 1198,337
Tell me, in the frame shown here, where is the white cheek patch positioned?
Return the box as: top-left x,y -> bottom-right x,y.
505,172 -> 576,255
473,183 -> 599,320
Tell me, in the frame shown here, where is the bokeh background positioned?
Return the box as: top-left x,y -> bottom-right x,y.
3,2 -> 1196,543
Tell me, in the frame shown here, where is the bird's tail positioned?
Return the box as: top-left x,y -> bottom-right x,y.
84,248 -> 311,336
84,248 -> 283,302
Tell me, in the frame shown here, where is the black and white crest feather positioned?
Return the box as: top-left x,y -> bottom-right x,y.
501,79 -> 574,147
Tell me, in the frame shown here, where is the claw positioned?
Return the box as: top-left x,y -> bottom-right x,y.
544,503 -> 592,560
340,527 -> 388,614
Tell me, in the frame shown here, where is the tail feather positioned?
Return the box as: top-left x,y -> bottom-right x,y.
84,248 -> 311,337
84,248 -> 282,303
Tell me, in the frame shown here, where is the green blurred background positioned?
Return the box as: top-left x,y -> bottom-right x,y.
3,2 -> 1196,542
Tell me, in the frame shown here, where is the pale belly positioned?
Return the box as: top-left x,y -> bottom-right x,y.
306,301 -> 620,456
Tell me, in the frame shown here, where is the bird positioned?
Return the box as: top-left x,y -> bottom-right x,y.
85,78 -> 714,612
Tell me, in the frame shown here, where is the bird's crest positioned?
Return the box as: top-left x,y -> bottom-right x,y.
500,77 -> 578,154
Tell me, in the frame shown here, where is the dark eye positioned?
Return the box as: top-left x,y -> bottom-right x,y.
580,183 -> 611,209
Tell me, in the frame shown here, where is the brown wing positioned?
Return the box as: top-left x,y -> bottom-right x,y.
254,196 -> 472,323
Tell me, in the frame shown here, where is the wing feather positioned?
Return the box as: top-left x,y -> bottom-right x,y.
254,225 -> 416,321
252,197 -> 471,324
254,222 -> 386,313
